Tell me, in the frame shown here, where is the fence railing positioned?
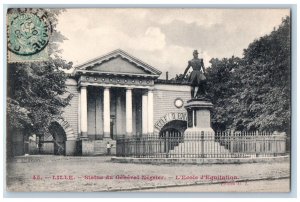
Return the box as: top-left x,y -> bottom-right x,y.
116,131 -> 288,158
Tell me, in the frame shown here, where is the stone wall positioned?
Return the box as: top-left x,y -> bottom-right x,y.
62,79 -> 79,137
153,84 -> 190,134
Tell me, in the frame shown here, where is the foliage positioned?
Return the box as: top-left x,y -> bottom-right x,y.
205,56 -> 243,131
234,16 -> 291,132
206,16 -> 291,132
7,9 -> 73,136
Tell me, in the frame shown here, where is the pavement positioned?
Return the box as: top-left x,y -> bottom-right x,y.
5,155 -> 290,192
136,178 -> 290,192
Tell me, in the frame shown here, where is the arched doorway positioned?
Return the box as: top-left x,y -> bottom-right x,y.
29,119 -> 75,155
48,122 -> 67,155
159,120 -> 186,151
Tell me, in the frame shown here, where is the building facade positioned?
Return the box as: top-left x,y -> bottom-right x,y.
31,49 -> 191,156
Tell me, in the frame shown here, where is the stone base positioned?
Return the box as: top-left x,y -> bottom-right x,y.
169,141 -> 229,158
81,139 -> 116,156
168,127 -> 228,157
111,156 -> 290,164
176,98 -> 226,157
81,132 -> 88,138
65,140 -> 77,156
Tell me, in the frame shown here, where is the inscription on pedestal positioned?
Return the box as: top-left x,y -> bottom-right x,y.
196,109 -> 211,128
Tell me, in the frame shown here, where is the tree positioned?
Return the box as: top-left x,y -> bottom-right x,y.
7,9 -> 73,151
234,16 -> 291,132
205,56 -> 243,131
203,17 -> 290,133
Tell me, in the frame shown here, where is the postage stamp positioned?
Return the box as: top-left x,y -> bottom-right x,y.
7,9 -> 51,63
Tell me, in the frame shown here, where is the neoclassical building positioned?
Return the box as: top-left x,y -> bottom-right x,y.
26,49 -> 191,156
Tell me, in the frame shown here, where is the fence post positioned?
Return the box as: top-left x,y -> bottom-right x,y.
255,130 -> 259,157
230,130 -> 234,154
201,131 -> 204,158
165,131 -> 169,158
273,134 -> 276,157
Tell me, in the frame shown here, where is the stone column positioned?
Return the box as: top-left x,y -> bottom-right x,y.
126,88 -> 133,136
95,89 -> 103,139
142,91 -> 148,135
147,89 -> 154,135
116,93 -> 122,137
193,110 -> 195,128
80,86 -> 88,138
103,87 -> 111,139
78,90 -> 81,137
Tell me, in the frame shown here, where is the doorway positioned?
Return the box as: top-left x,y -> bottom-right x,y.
48,122 -> 67,155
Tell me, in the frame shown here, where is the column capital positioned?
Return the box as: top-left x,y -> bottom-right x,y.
103,86 -> 111,89
126,87 -> 133,91
78,85 -> 87,91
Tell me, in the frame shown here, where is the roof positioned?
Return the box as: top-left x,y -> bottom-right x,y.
74,49 -> 162,77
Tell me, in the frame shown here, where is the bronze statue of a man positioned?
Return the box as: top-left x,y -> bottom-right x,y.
182,50 -> 207,98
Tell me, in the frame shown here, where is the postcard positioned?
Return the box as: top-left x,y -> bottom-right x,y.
5,7 -> 291,193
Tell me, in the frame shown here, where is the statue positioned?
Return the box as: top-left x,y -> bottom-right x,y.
182,50 -> 207,99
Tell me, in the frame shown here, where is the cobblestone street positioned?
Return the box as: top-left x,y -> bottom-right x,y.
6,155 -> 290,192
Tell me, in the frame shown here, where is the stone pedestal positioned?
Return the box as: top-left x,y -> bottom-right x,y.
184,98 -> 214,137
167,98 -> 230,158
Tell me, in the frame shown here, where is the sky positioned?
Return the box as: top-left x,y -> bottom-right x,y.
57,8 -> 290,78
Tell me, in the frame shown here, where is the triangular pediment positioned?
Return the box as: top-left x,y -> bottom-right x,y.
75,49 -> 161,77
88,56 -> 151,74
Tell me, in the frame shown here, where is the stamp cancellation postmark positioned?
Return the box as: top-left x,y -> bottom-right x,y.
7,9 -> 51,62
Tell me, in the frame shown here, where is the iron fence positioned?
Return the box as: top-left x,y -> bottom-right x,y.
116,131 -> 288,158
